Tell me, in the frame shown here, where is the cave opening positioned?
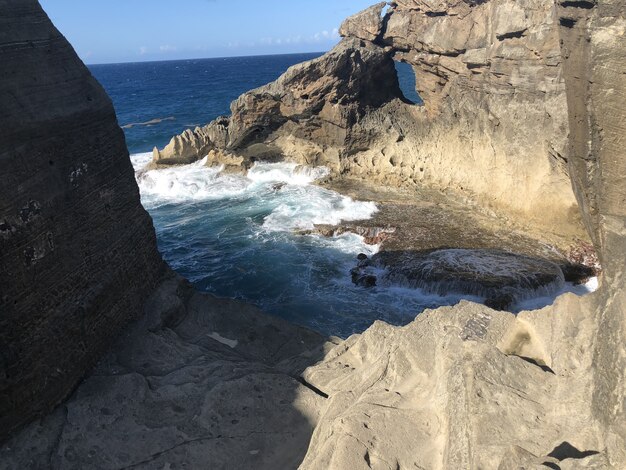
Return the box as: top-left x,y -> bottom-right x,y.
394,60 -> 423,105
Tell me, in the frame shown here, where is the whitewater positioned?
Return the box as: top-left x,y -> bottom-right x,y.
130,153 -> 597,337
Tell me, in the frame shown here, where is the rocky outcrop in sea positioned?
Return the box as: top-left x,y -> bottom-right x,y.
154,0 -> 583,240
1,0 -> 625,469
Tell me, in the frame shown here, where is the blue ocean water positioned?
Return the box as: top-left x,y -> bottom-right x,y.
91,54 -> 325,154
89,54 -> 591,338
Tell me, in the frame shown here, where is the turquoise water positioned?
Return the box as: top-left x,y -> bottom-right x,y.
91,54 -> 593,337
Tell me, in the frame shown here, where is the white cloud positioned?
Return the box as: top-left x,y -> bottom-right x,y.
139,46 -> 148,55
159,45 -> 177,52
257,28 -> 340,48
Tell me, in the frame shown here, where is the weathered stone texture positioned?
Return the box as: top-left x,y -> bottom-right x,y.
0,275 -> 331,469
155,0 -> 587,240
1,0 -> 625,468
0,0 -> 164,441
557,0 -> 626,463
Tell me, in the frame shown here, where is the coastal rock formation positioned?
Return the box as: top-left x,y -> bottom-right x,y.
354,248 -> 568,310
296,1 -> 626,467
155,0 -> 585,240
0,275 -> 333,469
0,0 -> 164,441
557,0 -> 626,461
152,116 -> 230,165
155,37 -> 407,173
1,0 -> 625,469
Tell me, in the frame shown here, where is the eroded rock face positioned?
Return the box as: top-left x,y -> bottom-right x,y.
155,38 -> 407,173
0,0 -> 164,440
1,0 -> 624,468
338,2 -> 387,41
557,0 -> 626,462
296,1 -> 626,467
155,0 -> 586,240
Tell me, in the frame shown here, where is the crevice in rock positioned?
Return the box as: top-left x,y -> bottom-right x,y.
439,49 -> 467,57
559,17 -> 577,27
374,6 -> 394,47
560,0 -> 596,8
508,354 -> 556,374
542,462 -> 561,470
294,376 -> 329,399
497,30 -> 527,40
117,430 -> 296,470
364,449 -> 372,467
547,441 -> 600,461
425,11 -> 447,17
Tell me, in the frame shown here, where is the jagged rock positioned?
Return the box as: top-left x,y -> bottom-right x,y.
299,298 -> 608,469
154,37 -> 407,172
338,2 -> 387,41
0,0 -> 164,440
1,0 -> 625,469
296,1 -> 626,467
153,116 -> 230,165
155,0 -> 585,241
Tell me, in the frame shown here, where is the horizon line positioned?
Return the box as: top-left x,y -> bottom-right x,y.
85,50 -> 328,67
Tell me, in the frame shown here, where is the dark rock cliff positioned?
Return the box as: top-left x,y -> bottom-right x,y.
0,0 -> 164,440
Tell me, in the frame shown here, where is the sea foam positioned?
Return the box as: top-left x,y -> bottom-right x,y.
131,154 -> 377,245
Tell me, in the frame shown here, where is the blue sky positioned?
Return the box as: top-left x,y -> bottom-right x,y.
39,0 -> 376,64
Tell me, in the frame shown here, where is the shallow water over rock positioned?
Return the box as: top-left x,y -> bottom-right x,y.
133,156 -> 597,337
356,248 -> 569,311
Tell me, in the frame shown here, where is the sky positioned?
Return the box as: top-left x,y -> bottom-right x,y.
39,0 -> 377,64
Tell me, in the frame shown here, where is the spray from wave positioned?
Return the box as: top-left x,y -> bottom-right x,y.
130,153 -> 598,337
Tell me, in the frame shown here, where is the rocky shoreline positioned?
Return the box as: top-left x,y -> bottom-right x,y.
1,0 -> 625,469
311,176 -> 597,309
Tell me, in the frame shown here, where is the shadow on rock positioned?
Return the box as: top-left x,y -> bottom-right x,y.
0,273 -> 334,469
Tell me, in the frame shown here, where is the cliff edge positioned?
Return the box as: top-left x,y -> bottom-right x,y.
154,0 -> 587,240
0,0 -> 624,468
0,0 -> 164,440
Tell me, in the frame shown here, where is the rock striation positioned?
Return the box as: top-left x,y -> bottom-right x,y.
0,0 -> 164,441
0,275 -> 334,469
1,0 -> 625,469
152,0 -> 625,466
154,0 -> 586,240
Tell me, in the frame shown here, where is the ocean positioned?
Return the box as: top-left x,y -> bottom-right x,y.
90,53 -> 592,337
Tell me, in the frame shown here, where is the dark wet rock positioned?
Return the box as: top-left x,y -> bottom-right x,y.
357,253 -> 369,261
560,262 -> 596,284
350,267 -> 377,288
484,293 -> 515,311
377,249 -> 565,306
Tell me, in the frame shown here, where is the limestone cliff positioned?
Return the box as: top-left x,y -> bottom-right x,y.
154,0 -> 585,239
1,0 -> 625,468
0,0 -> 164,441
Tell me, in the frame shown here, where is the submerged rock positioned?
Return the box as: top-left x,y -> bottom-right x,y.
350,267 -> 377,288
363,248 -> 565,308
